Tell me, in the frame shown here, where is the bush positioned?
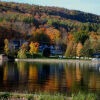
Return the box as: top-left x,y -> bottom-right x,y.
26,95 -> 34,100
0,93 -> 11,99
17,49 -> 27,59
72,92 -> 97,100
26,52 -> 42,58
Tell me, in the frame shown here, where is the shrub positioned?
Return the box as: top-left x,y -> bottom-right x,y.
0,93 -> 11,99
17,49 -> 27,59
72,92 -> 97,100
26,95 -> 34,100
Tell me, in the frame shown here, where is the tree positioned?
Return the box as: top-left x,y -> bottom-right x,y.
29,42 -> 39,56
17,43 -> 27,59
17,49 -> 27,59
80,39 -> 94,57
65,41 -> 77,58
76,42 -> 83,57
65,41 -> 73,57
46,27 -> 61,44
4,39 -> 9,55
74,31 -> 89,44
21,42 -> 28,51
65,34 -> 76,58
32,28 -> 51,44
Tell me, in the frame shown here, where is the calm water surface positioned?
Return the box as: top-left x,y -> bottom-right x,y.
0,61 -> 100,95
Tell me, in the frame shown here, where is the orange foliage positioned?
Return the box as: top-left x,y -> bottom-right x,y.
46,27 -> 61,44
68,34 -> 74,42
29,42 -> 39,55
76,42 -> 83,57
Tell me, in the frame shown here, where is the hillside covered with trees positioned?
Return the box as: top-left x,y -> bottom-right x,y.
0,1 -> 100,57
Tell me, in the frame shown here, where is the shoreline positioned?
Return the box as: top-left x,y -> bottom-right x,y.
15,58 -> 99,64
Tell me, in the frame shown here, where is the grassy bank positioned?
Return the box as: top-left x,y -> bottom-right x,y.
0,92 -> 97,100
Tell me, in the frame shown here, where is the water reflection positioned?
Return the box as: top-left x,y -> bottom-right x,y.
0,61 -> 100,94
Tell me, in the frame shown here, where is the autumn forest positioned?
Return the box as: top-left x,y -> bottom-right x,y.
0,1 -> 100,58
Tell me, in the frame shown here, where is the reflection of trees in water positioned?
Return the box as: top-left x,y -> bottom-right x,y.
1,61 -> 100,94
38,64 -> 50,84
64,63 -> 76,93
44,76 -> 59,92
26,62 -> 100,93
27,63 -> 57,92
0,62 -> 19,91
43,63 -> 63,93
64,62 -> 89,94
3,62 -> 19,81
28,64 -> 38,92
64,62 -> 100,94
17,61 -> 28,79
0,64 -> 3,81
3,63 -> 8,81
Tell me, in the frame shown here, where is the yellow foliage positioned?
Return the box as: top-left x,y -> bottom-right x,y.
76,42 -> 83,57
4,39 -> 9,55
21,43 -> 28,51
29,42 -> 39,55
46,28 -> 61,44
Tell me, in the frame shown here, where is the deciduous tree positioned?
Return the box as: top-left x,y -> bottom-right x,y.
17,49 -> 27,59
4,39 -> 9,55
29,42 -> 39,56
76,42 -> 83,57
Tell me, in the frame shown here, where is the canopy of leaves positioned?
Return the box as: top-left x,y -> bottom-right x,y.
74,31 -> 89,44
0,1 -> 100,56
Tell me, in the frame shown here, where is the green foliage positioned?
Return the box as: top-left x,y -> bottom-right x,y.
8,50 -> 18,58
87,93 -> 97,100
72,92 -> 97,100
65,41 -> 73,57
26,52 -> 42,58
0,92 -> 98,100
26,95 -> 34,100
80,39 -> 94,57
0,1 -> 100,57
74,31 -> 89,44
0,93 -> 11,99
0,12 -> 34,23
34,32 -> 51,44
65,41 -> 76,58
17,49 -> 27,59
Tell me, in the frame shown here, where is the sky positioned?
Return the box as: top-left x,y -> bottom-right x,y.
1,0 -> 100,15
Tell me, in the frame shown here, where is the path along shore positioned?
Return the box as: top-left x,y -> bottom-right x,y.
15,58 -> 100,64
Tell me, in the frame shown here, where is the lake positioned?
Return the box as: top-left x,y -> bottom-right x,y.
0,61 -> 100,95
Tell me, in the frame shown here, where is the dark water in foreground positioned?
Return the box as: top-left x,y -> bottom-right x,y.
0,61 -> 100,95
